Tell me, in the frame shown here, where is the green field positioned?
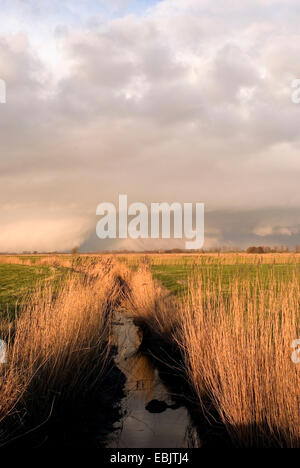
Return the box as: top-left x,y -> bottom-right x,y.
112,253 -> 300,295
0,263 -> 68,318
151,262 -> 300,295
1,255 -> 300,313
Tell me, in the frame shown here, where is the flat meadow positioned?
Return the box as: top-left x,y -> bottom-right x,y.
0,253 -> 299,447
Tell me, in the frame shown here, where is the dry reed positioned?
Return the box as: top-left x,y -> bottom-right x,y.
179,274 -> 300,447
125,263 -> 179,341
0,258 -> 124,441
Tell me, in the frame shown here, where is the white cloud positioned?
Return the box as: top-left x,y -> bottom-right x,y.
278,227 -> 293,236
253,225 -> 274,236
0,217 -> 91,252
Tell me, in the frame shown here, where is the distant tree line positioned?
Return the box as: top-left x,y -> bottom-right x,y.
246,246 -> 300,253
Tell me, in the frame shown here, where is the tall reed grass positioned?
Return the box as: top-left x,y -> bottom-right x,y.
122,260 -> 300,447
0,258 -> 124,443
125,263 -> 179,341
179,274 -> 300,447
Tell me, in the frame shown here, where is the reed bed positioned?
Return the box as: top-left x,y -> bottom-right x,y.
118,252 -> 300,268
0,254 -> 299,447
179,274 -> 300,447
121,258 -> 300,447
125,263 -> 180,341
0,258 -> 124,442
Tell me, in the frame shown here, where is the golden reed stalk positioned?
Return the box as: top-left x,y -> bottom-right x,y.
0,258 -> 124,438
179,274 -> 300,447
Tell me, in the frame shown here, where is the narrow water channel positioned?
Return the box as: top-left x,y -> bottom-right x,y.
106,312 -> 201,448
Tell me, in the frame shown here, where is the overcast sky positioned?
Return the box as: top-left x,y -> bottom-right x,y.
0,0 -> 300,252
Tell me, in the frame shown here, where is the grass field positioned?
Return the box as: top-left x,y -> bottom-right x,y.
118,253 -> 300,295
1,255 -> 299,307
0,262 -> 69,318
151,262 -> 300,295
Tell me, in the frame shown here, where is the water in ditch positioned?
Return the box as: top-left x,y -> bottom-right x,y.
105,311 -> 201,448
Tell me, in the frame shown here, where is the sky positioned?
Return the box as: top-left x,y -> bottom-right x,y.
0,0 -> 300,252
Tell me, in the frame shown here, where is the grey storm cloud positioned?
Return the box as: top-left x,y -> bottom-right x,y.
0,0 -> 300,251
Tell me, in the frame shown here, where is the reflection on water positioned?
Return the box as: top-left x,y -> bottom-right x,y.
106,312 -> 200,448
